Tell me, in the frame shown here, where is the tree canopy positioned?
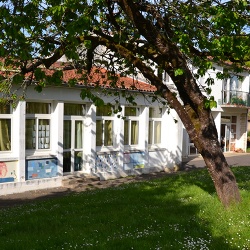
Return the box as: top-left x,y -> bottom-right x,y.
0,0 -> 250,206
1,1 -> 249,96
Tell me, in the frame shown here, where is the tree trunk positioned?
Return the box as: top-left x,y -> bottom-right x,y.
192,117 -> 241,207
199,139 -> 241,207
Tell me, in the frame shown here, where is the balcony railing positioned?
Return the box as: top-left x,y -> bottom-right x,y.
221,90 -> 250,107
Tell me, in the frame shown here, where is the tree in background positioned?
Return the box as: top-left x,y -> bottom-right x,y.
1,0 -> 250,207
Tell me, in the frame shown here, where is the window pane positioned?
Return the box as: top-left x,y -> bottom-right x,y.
131,121 -> 139,145
63,151 -> 71,172
63,120 -> 71,149
26,119 -> 36,149
221,116 -> 231,123
74,151 -> 83,171
104,120 -> 113,146
232,116 -> 237,123
124,120 -> 129,145
64,104 -> 85,116
38,119 -> 50,149
26,102 -> 51,114
0,119 -> 11,151
96,105 -> 112,116
0,104 -> 11,114
149,107 -> 162,118
154,121 -> 161,144
125,107 -> 137,116
75,121 -> 83,148
148,121 -> 153,144
96,120 -> 103,146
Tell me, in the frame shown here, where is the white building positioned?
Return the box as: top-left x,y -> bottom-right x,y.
0,64 -> 249,195
0,73 -> 182,195
182,64 -> 250,156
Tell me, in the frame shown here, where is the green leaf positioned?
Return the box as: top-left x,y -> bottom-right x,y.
174,69 -> 184,76
204,97 -> 217,109
34,85 -> 43,93
34,68 -> 46,81
12,74 -> 24,85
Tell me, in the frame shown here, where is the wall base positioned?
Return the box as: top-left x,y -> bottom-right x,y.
0,177 -> 62,196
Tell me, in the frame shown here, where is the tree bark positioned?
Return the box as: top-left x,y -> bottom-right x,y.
201,144 -> 241,207
185,106 -> 241,207
197,133 -> 241,207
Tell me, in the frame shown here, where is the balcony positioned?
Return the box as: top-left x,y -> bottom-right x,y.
220,90 -> 250,107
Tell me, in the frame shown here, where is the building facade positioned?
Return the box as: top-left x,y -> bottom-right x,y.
0,63 -> 249,195
182,65 -> 250,157
0,83 -> 182,195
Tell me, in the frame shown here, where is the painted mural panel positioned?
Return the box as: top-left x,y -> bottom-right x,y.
26,158 -> 58,180
94,153 -> 119,173
123,151 -> 145,170
0,161 -> 17,183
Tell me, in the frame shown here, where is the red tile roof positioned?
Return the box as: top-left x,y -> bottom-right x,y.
0,60 -> 156,93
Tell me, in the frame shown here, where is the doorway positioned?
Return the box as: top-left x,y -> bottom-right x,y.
221,116 -> 237,152
63,119 -> 84,172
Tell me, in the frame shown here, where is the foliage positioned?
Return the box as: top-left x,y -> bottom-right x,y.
0,0 -> 249,116
0,1 -> 249,101
1,167 -> 250,249
231,96 -> 247,106
1,0 -> 249,205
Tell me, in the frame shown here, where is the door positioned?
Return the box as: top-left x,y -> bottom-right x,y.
221,116 -> 237,152
221,124 -> 230,152
63,120 -> 83,172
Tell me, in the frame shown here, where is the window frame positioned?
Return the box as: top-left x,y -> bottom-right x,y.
124,106 -> 140,149
63,103 -> 86,172
25,102 -> 52,153
96,105 -> 116,150
148,107 -> 162,147
0,104 -> 13,154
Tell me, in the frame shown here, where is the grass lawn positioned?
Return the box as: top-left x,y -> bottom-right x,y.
1,167 -> 250,250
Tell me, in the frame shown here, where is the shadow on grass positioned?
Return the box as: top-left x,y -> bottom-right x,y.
0,172 -> 238,249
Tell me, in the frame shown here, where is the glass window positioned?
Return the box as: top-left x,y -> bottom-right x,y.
26,102 -> 51,114
149,107 -> 162,118
96,105 -> 112,116
63,103 -> 85,172
64,104 -> 86,116
0,119 -> 11,151
96,105 -> 114,147
0,104 -> 12,152
63,120 -> 71,149
75,121 -> 83,148
26,102 -> 51,150
96,120 -> 103,146
0,104 -> 11,114
125,107 -> 138,116
96,120 -> 113,146
124,107 -> 140,146
148,107 -> 162,145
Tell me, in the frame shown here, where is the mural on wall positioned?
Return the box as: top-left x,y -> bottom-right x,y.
26,158 -> 58,180
124,151 -> 145,170
0,161 -> 17,183
94,153 -> 119,173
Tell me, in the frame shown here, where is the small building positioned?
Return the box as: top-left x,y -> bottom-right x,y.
182,64 -> 250,156
0,72 -> 182,195
0,63 -> 249,195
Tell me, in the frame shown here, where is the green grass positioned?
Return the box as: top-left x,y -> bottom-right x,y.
1,167 -> 250,250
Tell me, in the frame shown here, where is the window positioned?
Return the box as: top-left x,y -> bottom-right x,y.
148,107 -> 162,145
63,103 -> 85,172
124,107 -> 140,146
96,105 -> 114,147
0,104 -> 12,152
26,102 -> 51,150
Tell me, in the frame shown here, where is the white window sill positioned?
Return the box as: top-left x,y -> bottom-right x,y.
25,150 -> 56,159
0,155 -> 18,162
